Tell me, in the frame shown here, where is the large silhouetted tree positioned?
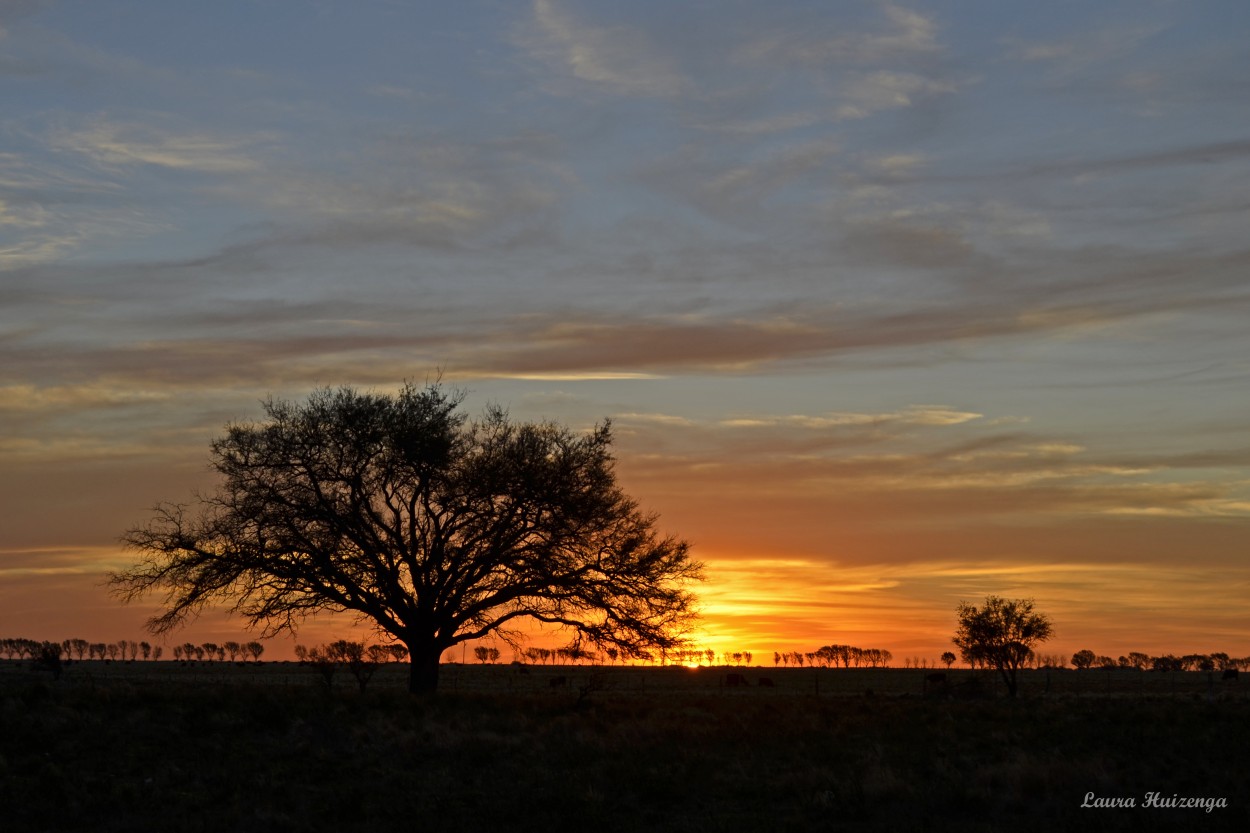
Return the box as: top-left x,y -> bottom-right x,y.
111,383 -> 702,693
952,596 -> 1053,698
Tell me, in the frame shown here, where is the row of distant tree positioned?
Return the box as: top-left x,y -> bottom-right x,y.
901,650 -> 1250,672
294,641 -> 410,692
10,635 -> 1249,678
0,637 -> 265,663
508,645 -> 753,666
1069,650 -> 1250,672
773,646 -> 895,668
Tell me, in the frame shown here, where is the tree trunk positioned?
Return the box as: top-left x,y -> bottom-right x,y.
407,645 -> 443,694
1000,665 -> 1018,698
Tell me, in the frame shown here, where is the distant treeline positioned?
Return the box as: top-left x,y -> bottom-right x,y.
0,637 -> 264,663
772,645 -> 895,668
7,637 -> 1248,674
962,650 -> 1250,672
1068,649 -> 1250,672
513,647 -> 761,666
775,646 -> 1250,672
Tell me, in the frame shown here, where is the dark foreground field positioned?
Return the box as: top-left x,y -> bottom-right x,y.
2,661 -> 1248,832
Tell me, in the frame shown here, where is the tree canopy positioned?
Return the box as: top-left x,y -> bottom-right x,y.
112,383 -> 703,693
951,595 -> 1054,697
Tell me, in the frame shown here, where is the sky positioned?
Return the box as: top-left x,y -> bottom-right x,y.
2,0 -> 1249,664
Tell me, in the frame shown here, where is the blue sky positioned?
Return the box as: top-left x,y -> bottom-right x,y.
2,0 -> 1249,658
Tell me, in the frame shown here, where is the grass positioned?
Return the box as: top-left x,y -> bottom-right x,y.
2,661 -> 1248,831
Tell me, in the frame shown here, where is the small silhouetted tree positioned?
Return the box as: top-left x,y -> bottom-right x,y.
34,642 -> 64,680
140,641 -> 152,660
201,643 -> 218,662
334,641 -> 373,692
952,596 -> 1054,698
306,646 -> 338,691
246,641 -> 264,662
474,646 -> 490,663
940,651 -> 955,669
152,646 -> 163,661
173,645 -> 184,661
312,640 -> 392,693
69,639 -> 89,661
1071,649 -> 1095,670
112,383 -> 701,695
223,641 -> 241,662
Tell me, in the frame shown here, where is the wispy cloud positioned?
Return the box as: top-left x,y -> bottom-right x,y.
0,383 -> 172,414
879,138 -> 1250,186
737,2 -> 941,68
835,70 -> 956,120
6,233 -> 1249,395
714,406 -> 981,429
1002,23 -> 1164,82
51,117 -> 269,173
520,0 -> 688,97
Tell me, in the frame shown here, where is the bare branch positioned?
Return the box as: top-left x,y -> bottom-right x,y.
111,383 -> 702,693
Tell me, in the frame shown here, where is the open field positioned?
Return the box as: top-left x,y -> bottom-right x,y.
2,660 -> 1248,831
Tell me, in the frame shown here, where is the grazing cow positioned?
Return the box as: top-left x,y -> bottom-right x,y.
724,673 -> 749,687
549,675 -> 567,688
757,677 -> 775,688
1222,668 -> 1239,681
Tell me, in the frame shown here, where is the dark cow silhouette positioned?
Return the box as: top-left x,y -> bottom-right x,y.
1222,668 -> 1239,681
549,675 -> 567,688
724,673 -> 749,687
925,672 -> 947,685
757,677 -> 775,688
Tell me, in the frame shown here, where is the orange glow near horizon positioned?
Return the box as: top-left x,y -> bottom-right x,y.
3,377 -> 1250,666
3,543 -> 1246,666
